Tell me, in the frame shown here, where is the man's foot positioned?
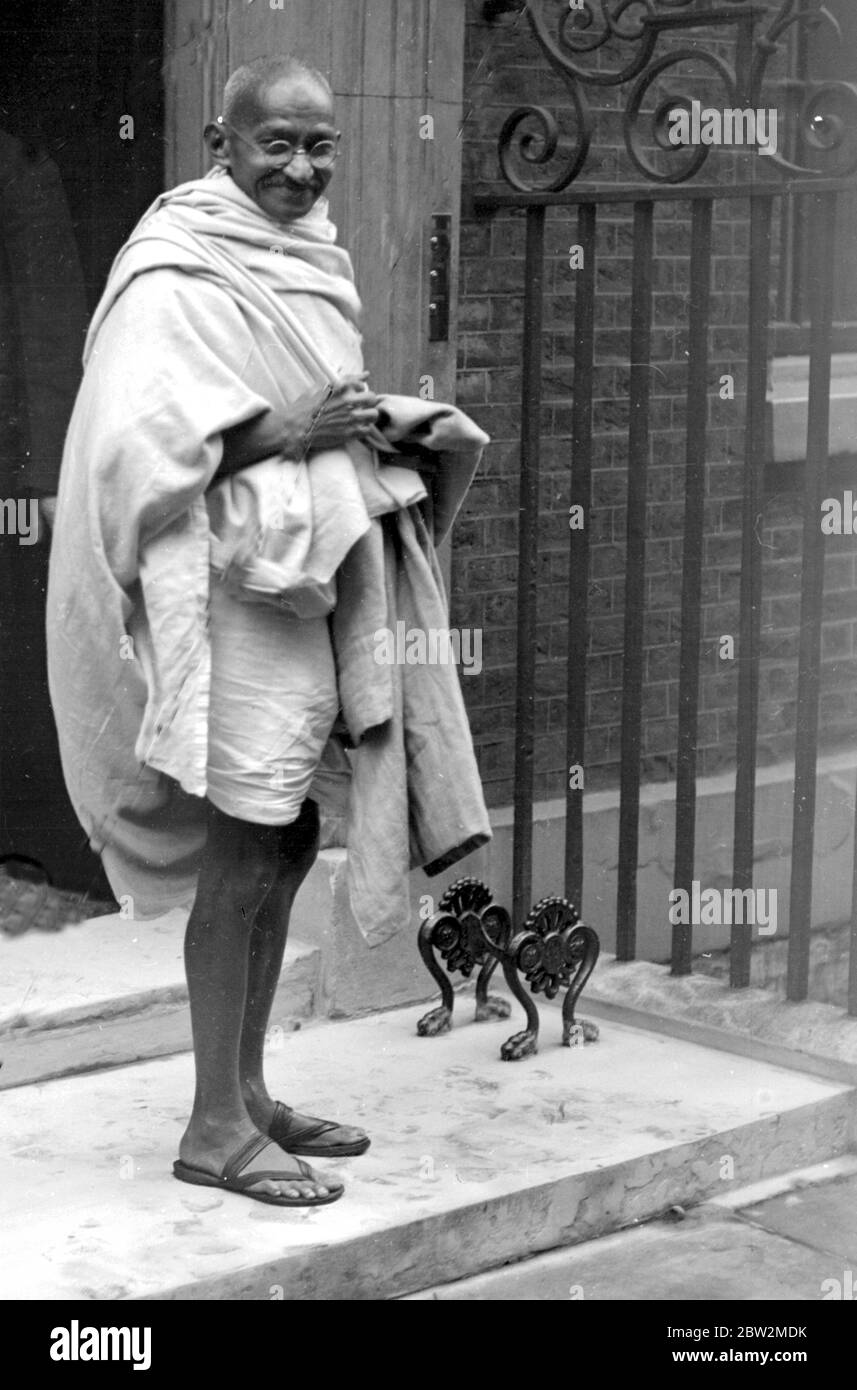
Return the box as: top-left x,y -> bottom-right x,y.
243,1089 -> 369,1157
266,1101 -> 371,1157
178,1122 -> 340,1202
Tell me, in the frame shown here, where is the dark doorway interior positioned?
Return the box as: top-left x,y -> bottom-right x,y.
0,0 -> 163,893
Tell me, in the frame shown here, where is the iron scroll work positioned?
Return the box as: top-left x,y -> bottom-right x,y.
485,0 -> 857,190
416,878 -> 601,1060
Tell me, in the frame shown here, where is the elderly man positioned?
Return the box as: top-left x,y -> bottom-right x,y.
47,56 -> 490,1207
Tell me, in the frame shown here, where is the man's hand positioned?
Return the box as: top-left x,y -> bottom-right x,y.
300,373 -> 381,453
214,378 -> 385,487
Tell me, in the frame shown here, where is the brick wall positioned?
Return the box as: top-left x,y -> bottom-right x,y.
452,0 -> 857,808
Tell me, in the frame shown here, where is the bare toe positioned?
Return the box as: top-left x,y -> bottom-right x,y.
334,1126 -> 364,1146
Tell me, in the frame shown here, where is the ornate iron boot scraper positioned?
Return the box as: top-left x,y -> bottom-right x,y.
416,878 -> 600,1060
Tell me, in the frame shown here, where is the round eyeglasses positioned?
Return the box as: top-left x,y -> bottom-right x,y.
217,117 -> 340,170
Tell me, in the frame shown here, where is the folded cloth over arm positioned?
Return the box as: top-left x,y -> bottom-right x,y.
210,390 -> 488,611
370,394 -> 489,546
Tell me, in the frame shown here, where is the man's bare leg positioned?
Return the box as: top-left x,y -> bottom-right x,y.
238,799 -> 367,1150
178,801 -> 332,1201
238,797 -> 317,1123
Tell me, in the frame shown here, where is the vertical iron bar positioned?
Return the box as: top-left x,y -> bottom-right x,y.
512,205 -> 546,926
671,198 -> 713,976
565,202 -> 596,908
730,196 -> 773,988
786,192 -> 837,1002
616,200 -> 654,961
791,37 -> 811,326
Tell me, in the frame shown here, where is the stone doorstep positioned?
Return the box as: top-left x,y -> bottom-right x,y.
0,1000 -> 852,1301
0,908 -> 320,1092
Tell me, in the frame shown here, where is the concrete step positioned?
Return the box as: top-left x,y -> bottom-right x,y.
404,1156 -> 857,1300
1,996 -> 852,1300
0,908 -> 319,1091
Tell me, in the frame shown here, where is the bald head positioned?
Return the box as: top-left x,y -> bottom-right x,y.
222,56 -> 333,129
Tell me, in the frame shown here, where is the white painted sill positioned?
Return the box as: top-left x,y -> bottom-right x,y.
767,353 -> 857,462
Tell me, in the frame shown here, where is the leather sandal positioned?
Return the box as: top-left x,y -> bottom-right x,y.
268,1101 -> 371,1158
173,1132 -> 344,1207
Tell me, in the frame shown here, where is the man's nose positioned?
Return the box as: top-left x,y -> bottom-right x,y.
285,150 -> 315,182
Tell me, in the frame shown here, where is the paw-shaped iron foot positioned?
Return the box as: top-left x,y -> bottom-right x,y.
474,993 -> 512,1022
563,1016 -> 600,1047
500,1029 -> 538,1062
417,1005 -> 452,1037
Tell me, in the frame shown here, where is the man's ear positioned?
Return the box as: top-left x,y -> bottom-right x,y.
203,120 -> 231,169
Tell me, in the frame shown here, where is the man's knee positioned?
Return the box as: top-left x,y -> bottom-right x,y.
202,799 -> 318,897
202,803 -> 284,902
274,798 -> 319,874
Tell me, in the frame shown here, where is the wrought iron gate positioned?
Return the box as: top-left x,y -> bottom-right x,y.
469,0 -> 857,1010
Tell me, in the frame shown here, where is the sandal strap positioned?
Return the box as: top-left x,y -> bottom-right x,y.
271,1101 -> 340,1147
223,1133 -> 313,1187
223,1132 -> 274,1184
